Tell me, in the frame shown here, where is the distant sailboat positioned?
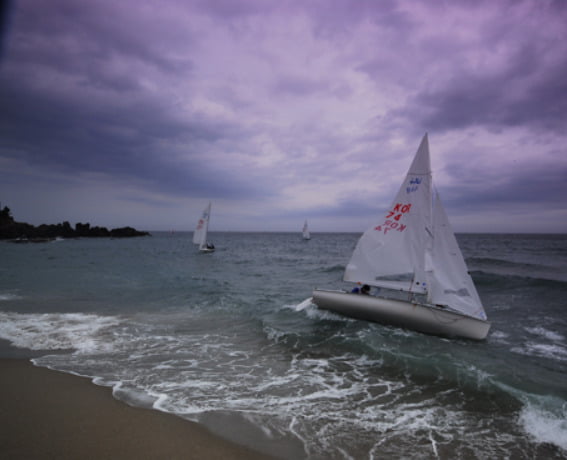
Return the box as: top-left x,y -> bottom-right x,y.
302,220 -> 311,240
193,202 -> 215,253
312,134 -> 490,340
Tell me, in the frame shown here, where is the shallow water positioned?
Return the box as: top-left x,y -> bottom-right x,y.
1,232 -> 566,458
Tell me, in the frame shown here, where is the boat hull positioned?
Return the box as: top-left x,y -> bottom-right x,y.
312,289 -> 491,340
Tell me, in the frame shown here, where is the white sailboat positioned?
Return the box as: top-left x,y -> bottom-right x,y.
312,134 -> 490,340
193,202 -> 215,253
302,220 -> 311,240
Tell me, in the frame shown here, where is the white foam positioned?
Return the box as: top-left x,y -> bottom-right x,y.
264,323 -> 296,343
428,430 -> 439,459
525,327 -> 565,342
307,305 -> 354,323
490,330 -> 509,342
519,399 -> 567,452
252,373 -> 302,393
113,382 -> 158,408
0,293 -> 21,301
512,342 -> 567,362
283,297 -> 351,322
284,297 -> 313,311
0,312 -> 122,353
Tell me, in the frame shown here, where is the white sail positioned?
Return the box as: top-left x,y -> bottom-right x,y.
303,220 -> 311,240
344,134 -> 432,294
314,133 -> 489,339
343,134 -> 487,320
193,202 -> 211,250
427,191 -> 487,320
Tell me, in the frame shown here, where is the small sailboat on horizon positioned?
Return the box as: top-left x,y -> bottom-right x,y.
193,202 -> 215,253
312,134 -> 490,340
302,220 -> 311,240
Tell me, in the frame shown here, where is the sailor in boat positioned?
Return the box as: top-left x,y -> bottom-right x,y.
351,284 -> 371,295
206,242 -> 215,250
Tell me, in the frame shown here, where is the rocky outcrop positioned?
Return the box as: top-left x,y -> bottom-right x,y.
0,206 -> 150,240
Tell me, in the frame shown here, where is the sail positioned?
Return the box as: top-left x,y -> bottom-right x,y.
193,202 -> 211,249
303,220 -> 310,239
344,133 -> 486,320
344,134 -> 432,293
427,191 -> 487,320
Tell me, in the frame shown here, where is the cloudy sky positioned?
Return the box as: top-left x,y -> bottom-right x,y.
1,0 -> 566,233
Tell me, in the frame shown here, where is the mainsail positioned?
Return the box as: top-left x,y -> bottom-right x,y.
344,134 -> 432,294
344,134 -> 486,320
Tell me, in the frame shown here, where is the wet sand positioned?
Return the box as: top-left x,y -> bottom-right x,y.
0,359 -> 274,459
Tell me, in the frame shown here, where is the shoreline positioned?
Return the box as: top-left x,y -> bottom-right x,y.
0,358 -> 274,459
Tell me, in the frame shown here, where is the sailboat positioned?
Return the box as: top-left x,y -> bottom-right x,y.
312,134 -> 490,340
193,202 -> 215,253
302,220 -> 311,240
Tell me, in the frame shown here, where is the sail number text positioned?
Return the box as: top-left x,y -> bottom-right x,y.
374,203 -> 411,234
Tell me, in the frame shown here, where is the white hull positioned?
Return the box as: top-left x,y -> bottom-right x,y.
312,289 -> 490,340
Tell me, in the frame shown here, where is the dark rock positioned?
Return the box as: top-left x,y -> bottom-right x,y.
0,206 -> 150,240
110,226 -> 149,237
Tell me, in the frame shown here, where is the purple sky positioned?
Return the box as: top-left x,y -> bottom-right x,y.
1,0 -> 566,233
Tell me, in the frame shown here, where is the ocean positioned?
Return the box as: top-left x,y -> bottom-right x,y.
1,232 -> 566,459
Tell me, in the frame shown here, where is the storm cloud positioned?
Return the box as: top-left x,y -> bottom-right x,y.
1,0 -> 566,232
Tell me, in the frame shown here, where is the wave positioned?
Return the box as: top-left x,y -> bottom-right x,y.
321,264 -> 345,274
285,297 -> 313,312
511,326 -> 567,363
495,382 -> 567,455
4,307 -> 566,458
468,257 -> 567,284
512,342 -> 567,363
472,269 -> 567,290
519,396 -> 567,453
0,312 -> 122,353
0,293 -> 21,301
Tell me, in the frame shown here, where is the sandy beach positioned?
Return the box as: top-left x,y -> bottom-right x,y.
0,359 -> 274,459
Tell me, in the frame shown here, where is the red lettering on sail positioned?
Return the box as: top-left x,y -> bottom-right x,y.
388,203 -> 411,216
374,203 -> 411,234
374,219 -> 408,234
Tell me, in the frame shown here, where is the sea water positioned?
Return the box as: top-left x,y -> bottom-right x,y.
1,232 -> 566,459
